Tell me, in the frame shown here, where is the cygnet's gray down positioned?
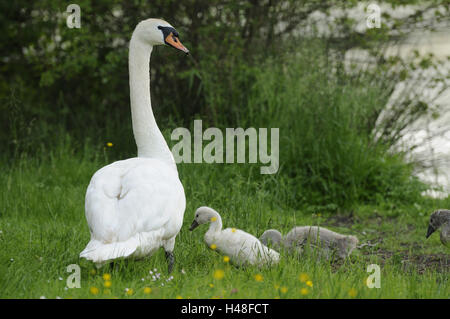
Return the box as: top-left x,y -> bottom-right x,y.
260,226 -> 359,259
426,209 -> 450,247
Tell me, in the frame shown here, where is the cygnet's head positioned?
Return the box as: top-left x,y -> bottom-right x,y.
260,229 -> 282,247
336,235 -> 359,259
426,209 -> 450,238
133,18 -> 189,53
189,206 -> 220,231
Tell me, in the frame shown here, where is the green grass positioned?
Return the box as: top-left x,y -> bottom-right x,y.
1,41 -> 448,299
0,142 -> 448,299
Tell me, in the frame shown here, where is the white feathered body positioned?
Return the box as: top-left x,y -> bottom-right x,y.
80,157 -> 185,264
205,227 -> 280,267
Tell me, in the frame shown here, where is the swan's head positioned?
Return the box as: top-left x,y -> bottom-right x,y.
189,206 -> 220,231
260,229 -> 282,247
426,209 -> 450,238
134,18 -> 189,54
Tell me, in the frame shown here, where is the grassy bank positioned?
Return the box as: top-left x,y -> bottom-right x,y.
1,40 -> 448,299
0,142 -> 448,299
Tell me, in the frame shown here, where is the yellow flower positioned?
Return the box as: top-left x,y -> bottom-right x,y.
106,142 -> 113,147
306,280 -> 313,288
300,288 -> 309,295
299,273 -> 309,282
143,287 -> 152,294
348,288 -> 357,298
231,228 -> 236,233
223,256 -> 230,263
209,283 -> 214,288
254,274 -> 263,282
210,217 -> 217,222
89,269 -> 96,276
125,288 -> 134,296
89,287 -> 99,295
213,269 -> 225,280
102,273 -> 111,281
104,280 -> 112,288
210,244 -> 217,250
280,286 -> 288,294
176,295 -> 183,299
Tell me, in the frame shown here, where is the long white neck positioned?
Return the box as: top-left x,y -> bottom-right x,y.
206,212 -> 223,235
128,33 -> 176,170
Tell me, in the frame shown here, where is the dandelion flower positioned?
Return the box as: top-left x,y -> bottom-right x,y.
176,295 -> 183,299
104,280 -> 112,288
213,269 -> 225,280
102,273 -> 111,281
209,283 -> 214,288
143,287 -> 152,294
300,288 -> 309,295
125,288 -> 134,296
254,274 -> 263,282
106,142 -> 113,147
306,280 -> 313,288
89,287 -> 99,295
223,256 -> 230,263
348,288 -> 357,298
299,273 -> 309,282
280,286 -> 288,294
210,244 -> 217,250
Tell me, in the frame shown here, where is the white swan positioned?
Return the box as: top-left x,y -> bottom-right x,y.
79,19 -> 189,272
189,207 -> 280,267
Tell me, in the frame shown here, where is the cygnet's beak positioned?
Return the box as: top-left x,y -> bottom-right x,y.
189,220 -> 199,231
426,225 -> 435,238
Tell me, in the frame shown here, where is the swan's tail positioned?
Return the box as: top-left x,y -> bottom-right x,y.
79,237 -> 139,266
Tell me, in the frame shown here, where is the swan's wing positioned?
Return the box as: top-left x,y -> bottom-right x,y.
85,158 -> 185,243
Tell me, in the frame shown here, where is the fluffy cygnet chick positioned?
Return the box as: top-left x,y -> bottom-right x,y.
426,209 -> 450,247
189,206 -> 280,266
260,226 -> 359,259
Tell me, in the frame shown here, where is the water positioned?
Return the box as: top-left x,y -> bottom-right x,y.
389,31 -> 450,198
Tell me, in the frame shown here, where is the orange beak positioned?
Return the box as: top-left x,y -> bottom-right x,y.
165,32 -> 189,54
